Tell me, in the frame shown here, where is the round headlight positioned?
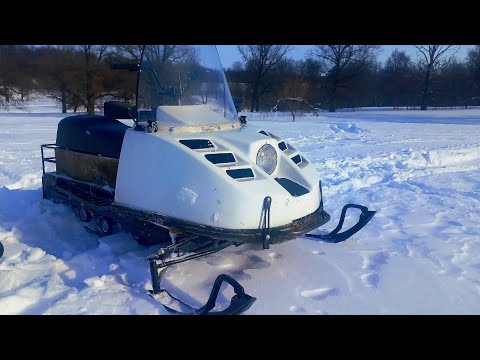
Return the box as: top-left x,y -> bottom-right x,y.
256,144 -> 277,175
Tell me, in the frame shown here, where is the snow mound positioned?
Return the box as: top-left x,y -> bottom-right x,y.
300,288 -> 339,300
7,173 -> 42,190
329,123 -> 364,134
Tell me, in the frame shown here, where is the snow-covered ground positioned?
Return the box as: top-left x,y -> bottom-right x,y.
1,100 -> 480,314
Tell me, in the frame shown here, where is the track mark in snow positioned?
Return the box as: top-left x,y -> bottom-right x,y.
358,251 -> 389,288
201,252 -> 271,281
300,287 -> 339,300
289,305 -> 306,313
362,251 -> 389,271
360,273 -> 380,288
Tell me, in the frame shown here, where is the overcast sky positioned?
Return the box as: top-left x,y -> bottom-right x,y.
217,45 -> 475,68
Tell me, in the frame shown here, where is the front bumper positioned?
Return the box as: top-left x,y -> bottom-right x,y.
114,181 -> 331,245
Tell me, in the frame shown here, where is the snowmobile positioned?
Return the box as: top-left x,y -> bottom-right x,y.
40,45 -> 375,315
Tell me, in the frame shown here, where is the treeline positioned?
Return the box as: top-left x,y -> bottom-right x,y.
227,45 -> 480,112
0,45 -> 138,113
1,45 -> 480,114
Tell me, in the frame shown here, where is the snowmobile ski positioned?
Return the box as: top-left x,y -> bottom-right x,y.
305,204 -> 376,243
149,272 -> 256,315
147,237 -> 256,315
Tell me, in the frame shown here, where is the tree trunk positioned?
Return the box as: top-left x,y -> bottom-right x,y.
328,77 -> 338,112
421,68 -> 431,111
328,93 -> 337,112
250,82 -> 259,112
87,97 -> 95,115
84,47 -> 95,115
61,88 -> 67,113
328,101 -> 336,112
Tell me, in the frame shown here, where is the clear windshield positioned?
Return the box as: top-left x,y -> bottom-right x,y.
137,45 -> 237,128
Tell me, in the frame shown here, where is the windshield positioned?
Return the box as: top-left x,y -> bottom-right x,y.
137,45 -> 237,129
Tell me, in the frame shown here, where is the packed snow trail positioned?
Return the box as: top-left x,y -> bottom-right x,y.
1,102 -> 480,314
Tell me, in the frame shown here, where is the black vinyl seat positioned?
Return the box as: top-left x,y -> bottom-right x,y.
56,115 -> 130,159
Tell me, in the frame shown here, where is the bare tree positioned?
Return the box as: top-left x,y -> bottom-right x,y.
383,49 -> 417,108
308,45 -> 380,112
0,45 -> 35,109
385,49 -> 412,73
275,77 -> 313,121
467,45 -> 480,98
36,45 -> 79,113
437,59 -> 474,108
79,45 -> 110,115
114,45 -> 197,64
414,45 -> 459,110
238,45 -> 292,112
113,45 -> 144,62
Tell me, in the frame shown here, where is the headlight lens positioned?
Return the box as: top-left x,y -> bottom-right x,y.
256,144 -> 277,175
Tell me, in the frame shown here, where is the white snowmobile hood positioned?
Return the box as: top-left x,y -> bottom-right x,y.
114,123 -> 321,230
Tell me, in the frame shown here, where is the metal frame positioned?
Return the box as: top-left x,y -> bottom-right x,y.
40,144 -> 58,175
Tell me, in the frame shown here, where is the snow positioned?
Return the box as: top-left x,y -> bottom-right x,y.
1,100 -> 480,314
177,187 -> 198,206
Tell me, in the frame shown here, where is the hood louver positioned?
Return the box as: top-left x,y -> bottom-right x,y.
227,168 -> 255,179
179,139 -> 215,150
292,154 -> 302,164
205,153 -> 236,165
275,178 -> 309,197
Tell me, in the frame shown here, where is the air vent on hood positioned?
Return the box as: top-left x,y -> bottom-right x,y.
227,168 -> 255,180
179,139 -> 214,150
205,153 -> 236,165
278,141 -> 287,151
275,178 -> 309,197
292,154 -> 302,164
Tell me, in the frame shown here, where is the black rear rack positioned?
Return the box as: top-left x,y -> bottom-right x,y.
41,144 -> 58,175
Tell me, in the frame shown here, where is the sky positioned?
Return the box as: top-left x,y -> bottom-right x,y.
217,45 -> 475,69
